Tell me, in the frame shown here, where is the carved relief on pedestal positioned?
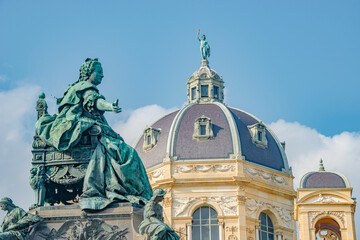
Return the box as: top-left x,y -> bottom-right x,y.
30,219 -> 129,239
246,198 -> 292,228
309,211 -> 345,227
244,166 -> 288,186
173,164 -> 235,174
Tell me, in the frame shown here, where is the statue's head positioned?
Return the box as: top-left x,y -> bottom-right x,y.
79,58 -> 103,85
151,188 -> 166,202
0,197 -> 15,210
202,34 -> 206,40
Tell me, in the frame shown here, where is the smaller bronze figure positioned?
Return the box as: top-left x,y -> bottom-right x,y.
139,189 -> 179,240
197,29 -> 210,60
0,197 -> 42,240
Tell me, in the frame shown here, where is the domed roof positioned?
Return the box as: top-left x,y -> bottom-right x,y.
134,60 -> 290,174
299,160 -> 350,188
134,102 -> 290,173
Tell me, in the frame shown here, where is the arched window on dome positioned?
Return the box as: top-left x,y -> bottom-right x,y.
193,115 -> 213,140
258,212 -> 274,240
143,127 -> 161,151
192,206 -> 219,240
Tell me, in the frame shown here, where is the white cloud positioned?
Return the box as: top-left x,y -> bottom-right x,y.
0,85 -> 40,219
112,104 -> 177,146
269,119 -> 360,235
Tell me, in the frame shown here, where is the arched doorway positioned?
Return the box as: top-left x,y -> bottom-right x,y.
315,218 -> 341,240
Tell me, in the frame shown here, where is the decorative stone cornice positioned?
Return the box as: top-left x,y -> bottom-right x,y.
173,164 -> 235,174
244,166 -> 289,186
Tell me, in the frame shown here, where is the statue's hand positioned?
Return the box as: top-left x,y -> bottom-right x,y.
112,99 -> 122,113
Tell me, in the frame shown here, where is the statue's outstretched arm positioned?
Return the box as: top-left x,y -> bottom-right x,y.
197,29 -> 200,41
96,99 -> 121,113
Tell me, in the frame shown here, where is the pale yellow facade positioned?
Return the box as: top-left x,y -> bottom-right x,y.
295,187 -> 356,239
147,158 -> 297,240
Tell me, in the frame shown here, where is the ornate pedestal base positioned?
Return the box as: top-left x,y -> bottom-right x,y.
28,203 -> 146,240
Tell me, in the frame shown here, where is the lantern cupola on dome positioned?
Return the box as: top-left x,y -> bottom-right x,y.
187,59 -> 224,104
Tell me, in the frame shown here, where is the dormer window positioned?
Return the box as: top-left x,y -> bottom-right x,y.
143,127 -> 161,151
193,115 -> 213,140
201,85 -> 209,97
248,122 -> 268,148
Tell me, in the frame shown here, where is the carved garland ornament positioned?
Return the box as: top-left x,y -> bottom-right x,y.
147,168 -> 165,181
174,164 -> 235,174
246,198 -> 292,228
245,166 -> 288,185
309,211 -> 345,226
173,196 -> 238,217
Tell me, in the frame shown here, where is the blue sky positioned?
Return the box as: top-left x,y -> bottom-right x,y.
1,0 -> 359,135
0,0 -> 359,236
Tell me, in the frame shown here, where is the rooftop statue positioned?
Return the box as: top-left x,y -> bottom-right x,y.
139,189 -> 179,240
197,29 -> 210,60
35,58 -> 153,210
0,197 -> 42,240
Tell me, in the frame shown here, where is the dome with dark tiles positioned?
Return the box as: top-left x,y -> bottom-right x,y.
299,159 -> 350,188
134,60 -> 290,174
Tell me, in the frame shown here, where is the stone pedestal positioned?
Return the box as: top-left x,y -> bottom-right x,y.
28,203 -> 146,240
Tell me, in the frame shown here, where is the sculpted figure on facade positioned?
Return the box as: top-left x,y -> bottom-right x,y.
197,29 -> 210,60
0,197 -> 42,240
35,58 -> 153,210
139,189 -> 179,240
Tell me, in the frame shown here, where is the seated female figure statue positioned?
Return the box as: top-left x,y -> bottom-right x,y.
36,58 -> 153,210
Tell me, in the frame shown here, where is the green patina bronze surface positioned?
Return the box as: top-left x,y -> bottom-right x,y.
0,197 -> 42,240
35,58 -> 153,210
197,29 -> 210,60
139,189 -> 179,240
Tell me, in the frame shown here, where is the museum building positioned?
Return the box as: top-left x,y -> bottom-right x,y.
134,59 -> 357,240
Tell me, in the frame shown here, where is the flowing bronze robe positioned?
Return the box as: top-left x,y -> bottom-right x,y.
36,81 -> 153,210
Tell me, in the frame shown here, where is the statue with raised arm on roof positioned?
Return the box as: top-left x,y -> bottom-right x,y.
197,29 -> 210,60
